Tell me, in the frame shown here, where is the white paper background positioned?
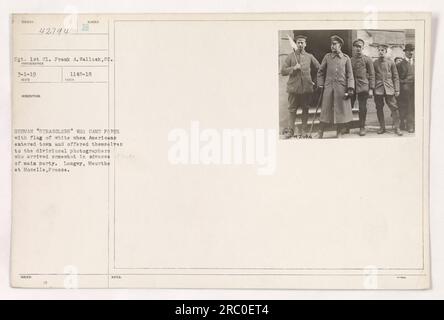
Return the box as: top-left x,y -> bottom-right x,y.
0,0 -> 443,299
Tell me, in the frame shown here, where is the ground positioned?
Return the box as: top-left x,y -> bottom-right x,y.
286,126 -> 415,139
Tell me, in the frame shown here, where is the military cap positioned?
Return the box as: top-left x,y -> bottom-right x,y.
352,38 -> 365,47
404,43 -> 415,51
377,43 -> 389,50
330,35 -> 344,45
294,35 -> 308,41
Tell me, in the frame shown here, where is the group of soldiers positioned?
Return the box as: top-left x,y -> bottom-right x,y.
281,34 -> 415,139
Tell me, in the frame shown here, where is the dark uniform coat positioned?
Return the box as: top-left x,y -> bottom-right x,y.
397,58 -> 415,86
396,57 -> 415,128
373,57 -> 400,95
351,54 -> 375,93
317,52 -> 355,124
281,50 -> 320,94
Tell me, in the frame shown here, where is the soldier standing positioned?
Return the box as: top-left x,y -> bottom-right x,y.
350,39 -> 375,136
397,44 -> 415,133
281,35 -> 320,139
317,35 -> 355,138
373,44 -> 403,136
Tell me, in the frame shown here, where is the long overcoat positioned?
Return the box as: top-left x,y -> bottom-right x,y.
317,52 -> 355,124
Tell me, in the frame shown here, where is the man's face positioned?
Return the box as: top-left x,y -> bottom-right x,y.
378,47 -> 387,58
296,39 -> 307,51
405,50 -> 414,59
353,45 -> 363,55
331,41 -> 341,53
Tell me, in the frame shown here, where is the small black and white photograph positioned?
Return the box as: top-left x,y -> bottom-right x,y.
279,29 -> 416,139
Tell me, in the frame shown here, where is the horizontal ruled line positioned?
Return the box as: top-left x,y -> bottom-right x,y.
114,266 -> 425,271
18,273 -> 428,277
19,49 -> 108,51
22,33 -> 109,36
18,81 -> 108,84
19,65 -> 109,68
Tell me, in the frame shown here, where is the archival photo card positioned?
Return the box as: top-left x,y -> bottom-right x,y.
10,12 -> 431,289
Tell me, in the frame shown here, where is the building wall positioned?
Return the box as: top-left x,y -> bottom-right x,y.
279,29 -> 414,66
356,29 -> 412,60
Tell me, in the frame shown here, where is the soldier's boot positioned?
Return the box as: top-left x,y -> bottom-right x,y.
359,118 -> 367,136
407,118 -> 415,133
377,117 -> 386,134
392,111 -> 403,136
299,107 -> 309,136
359,104 -> 367,136
317,122 -> 325,139
336,124 -> 347,138
284,112 -> 297,139
400,119 -> 406,131
376,105 -> 385,134
299,125 -> 307,137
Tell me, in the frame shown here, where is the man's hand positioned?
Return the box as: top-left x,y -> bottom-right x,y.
395,91 -> 400,97
344,87 -> 354,100
293,63 -> 301,70
369,89 -> 374,98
